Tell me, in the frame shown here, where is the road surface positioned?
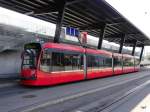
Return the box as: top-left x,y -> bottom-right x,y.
0,68 -> 150,112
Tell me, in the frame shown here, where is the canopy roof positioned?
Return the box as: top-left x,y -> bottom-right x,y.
0,0 -> 150,47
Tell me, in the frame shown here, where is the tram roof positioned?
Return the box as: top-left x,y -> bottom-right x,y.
0,0 -> 150,47
43,42 -> 113,57
43,42 -> 85,53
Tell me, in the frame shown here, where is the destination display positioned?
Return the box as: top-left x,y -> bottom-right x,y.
24,43 -> 41,50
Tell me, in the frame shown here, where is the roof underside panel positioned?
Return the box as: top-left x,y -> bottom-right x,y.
0,0 -> 150,47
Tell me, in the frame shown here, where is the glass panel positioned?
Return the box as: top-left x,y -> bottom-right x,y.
104,57 -> 112,67
40,49 -> 52,72
52,52 -> 64,71
93,56 -> 100,70
40,49 -> 83,72
123,57 -> 134,67
87,55 -> 93,71
99,56 -> 104,68
87,54 -> 111,71
22,49 -> 36,69
114,56 -> 122,67
135,58 -> 140,66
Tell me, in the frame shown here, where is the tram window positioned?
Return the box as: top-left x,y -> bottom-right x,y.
22,49 -> 36,69
104,57 -> 112,68
87,55 -> 93,70
40,50 -> 52,72
23,54 -> 33,68
90,56 -> 99,70
131,58 -> 135,66
99,56 -> 104,68
40,49 -> 83,72
87,55 -> 99,70
87,55 -> 112,70
51,52 -> 63,71
64,54 -> 72,71
135,58 -> 140,66
72,55 -> 82,70
51,52 -> 83,71
114,57 -> 122,67
123,57 -> 134,66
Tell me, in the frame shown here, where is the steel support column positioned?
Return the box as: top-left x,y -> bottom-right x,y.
97,24 -> 106,49
132,40 -> 137,56
54,1 -> 66,43
119,34 -> 125,53
140,45 -> 144,62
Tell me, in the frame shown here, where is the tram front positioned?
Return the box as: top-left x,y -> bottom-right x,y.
21,43 -> 41,80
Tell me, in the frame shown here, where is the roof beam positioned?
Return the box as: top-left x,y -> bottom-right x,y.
104,33 -> 142,39
80,21 -> 128,31
107,21 -> 127,26
80,22 -> 106,30
66,0 -> 86,5
0,1 -> 31,13
104,33 -> 125,39
25,0 -> 85,15
65,7 -> 95,23
25,6 -> 58,15
24,0 -> 58,16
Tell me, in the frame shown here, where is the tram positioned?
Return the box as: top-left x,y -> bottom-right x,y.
21,42 -> 140,86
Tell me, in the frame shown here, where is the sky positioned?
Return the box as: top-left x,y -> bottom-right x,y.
106,0 -> 150,55
0,0 -> 150,55
106,0 -> 150,38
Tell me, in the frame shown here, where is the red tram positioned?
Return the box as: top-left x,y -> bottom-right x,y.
21,42 -> 140,86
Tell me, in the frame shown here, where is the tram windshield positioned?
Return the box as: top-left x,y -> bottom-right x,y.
22,49 -> 37,69
22,43 -> 41,69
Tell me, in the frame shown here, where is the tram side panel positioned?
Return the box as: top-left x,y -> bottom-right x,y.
134,57 -> 140,72
21,43 -> 85,86
86,49 -> 113,79
21,42 -> 140,86
36,49 -> 85,86
122,55 -> 135,73
113,53 -> 123,75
